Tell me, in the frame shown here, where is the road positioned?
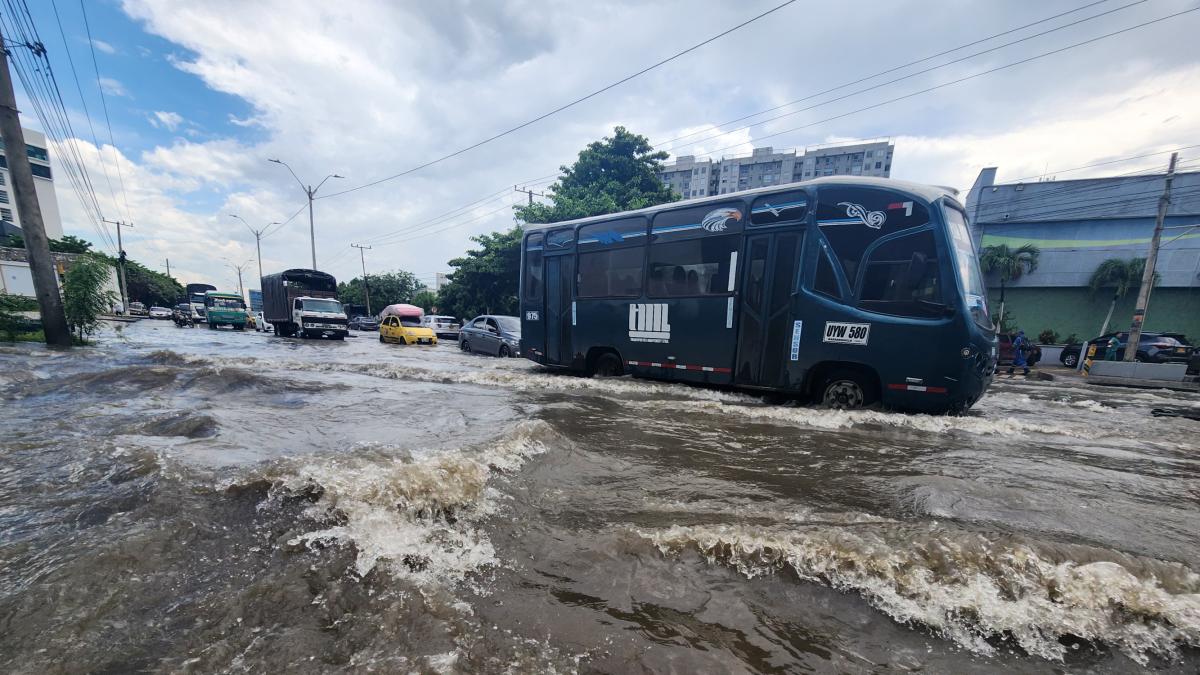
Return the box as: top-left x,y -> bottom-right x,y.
1,319 -> 1198,673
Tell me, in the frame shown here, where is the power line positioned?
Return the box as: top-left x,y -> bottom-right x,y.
317,0 -> 800,200
79,0 -> 131,222
1002,145 -> 1200,184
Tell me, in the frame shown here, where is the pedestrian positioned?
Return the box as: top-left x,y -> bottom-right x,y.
1105,334 -> 1120,361
1007,329 -> 1030,377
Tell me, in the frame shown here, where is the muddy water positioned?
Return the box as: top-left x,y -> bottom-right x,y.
1,320 -> 1197,673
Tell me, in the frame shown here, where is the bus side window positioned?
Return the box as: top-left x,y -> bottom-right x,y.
857,229 -> 942,318
815,186 -> 929,296
524,234 -> 544,301
813,247 -> 843,300
647,235 -> 739,298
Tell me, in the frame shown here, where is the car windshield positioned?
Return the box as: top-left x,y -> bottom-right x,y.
400,316 -> 422,327
302,299 -> 343,313
496,316 -> 521,334
943,205 -> 990,330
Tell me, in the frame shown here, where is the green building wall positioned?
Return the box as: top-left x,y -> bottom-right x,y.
991,287 -> 1200,343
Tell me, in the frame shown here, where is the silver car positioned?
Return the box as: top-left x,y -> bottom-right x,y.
421,314 -> 460,340
459,315 -> 520,357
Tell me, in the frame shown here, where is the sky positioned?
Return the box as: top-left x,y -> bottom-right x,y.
12,0 -> 1200,292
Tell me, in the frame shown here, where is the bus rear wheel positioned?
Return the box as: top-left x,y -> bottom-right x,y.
820,371 -> 876,410
592,352 -> 623,378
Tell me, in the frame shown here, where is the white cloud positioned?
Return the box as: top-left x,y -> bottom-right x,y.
148,110 -> 184,131
91,39 -> 117,54
98,77 -> 128,98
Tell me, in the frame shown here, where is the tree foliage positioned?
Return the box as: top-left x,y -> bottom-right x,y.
124,259 -> 185,308
436,228 -> 523,320
2,233 -> 95,253
63,254 -> 116,340
980,244 -> 1040,284
1088,257 -> 1157,298
411,289 -> 438,313
337,270 -> 426,311
514,126 -> 676,224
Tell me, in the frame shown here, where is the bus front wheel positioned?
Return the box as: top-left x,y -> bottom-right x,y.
592,352 -> 623,378
820,370 -> 876,410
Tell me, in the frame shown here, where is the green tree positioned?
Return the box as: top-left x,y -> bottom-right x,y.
980,243 -> 1039,327
337,270 -> 426,311
1088,257 -> 1158,336
92,254 -> 184,307
436,228 -> 523,319
2,233 -> 94,253
63,254 -> 116,341
411,289 -> 438,312
514,126 -> 676,224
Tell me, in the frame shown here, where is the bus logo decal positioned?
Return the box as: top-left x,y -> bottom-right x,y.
823,321 -> 870,345
819,202 -> 886,229
701,207 -> 742,232
629,303 -> 671,343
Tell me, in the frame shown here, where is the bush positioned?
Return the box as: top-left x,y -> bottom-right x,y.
1037,329 -> 1059,345
1064,333 -> 1081,345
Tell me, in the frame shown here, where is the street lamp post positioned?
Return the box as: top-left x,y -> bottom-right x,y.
229,214 -> 281,292
267,159 -> 342,269
225,259 -> 253,304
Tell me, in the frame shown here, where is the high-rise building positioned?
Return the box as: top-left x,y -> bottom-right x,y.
0,128 -> 63,239
660,139 -> 895,200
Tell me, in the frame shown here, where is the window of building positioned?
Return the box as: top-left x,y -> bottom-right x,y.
875,162 -> 882,169
0,171 -> 6,185
26,146 -> 48,162
857,229 -> 942,318
0,190 -> 8,204
647,235 -> 739,296
577,247 -> 644,298
1,207 -> 12,222
30,164 -> 51,179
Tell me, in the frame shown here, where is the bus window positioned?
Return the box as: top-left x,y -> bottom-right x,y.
578,218 -> 646,248
545,229 -> 574,250
857,229 -> 942,318
647,235 -> 739,297
524,234 -> 543,301
813,246 -> 843,300
816,187 -> 929,292
750,190 -> 807,226
578,248 -> 643,298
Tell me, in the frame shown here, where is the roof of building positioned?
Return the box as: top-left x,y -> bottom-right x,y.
969,169 -> 1200,224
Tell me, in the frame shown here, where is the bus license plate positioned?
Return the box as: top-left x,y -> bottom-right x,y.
823,321 -> 871,345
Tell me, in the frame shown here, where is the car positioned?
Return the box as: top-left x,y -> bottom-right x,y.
349,315 -> 380,331
379,314 -> 437,345
421,314 -> 460,340
459,315 -> 521,357
148,305 -> 172,319
996,333 -> 1041,368
128,302 -> 148,316
1059,332 -> 1194,367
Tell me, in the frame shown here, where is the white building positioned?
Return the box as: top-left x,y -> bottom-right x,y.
0,127 -> 64,240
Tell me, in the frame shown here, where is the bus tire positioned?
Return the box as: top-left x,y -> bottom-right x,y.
592,351 -> 623,378
820,370 -> 877,410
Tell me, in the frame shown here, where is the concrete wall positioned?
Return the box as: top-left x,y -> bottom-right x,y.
992,286 -> 1200,342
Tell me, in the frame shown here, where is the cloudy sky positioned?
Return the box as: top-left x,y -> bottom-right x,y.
15,0 -> 1200,291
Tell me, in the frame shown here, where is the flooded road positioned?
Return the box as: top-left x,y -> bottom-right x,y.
2,319 -> 1198,673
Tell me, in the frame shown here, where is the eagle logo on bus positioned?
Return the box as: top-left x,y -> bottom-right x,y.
701,207 -> 742,232
838,202 -> 886,229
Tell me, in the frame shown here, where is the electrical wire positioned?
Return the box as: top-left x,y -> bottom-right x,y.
79,0 -> 131,224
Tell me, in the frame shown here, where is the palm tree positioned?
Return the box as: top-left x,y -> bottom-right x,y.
979,244 -> 1039,327
1088,258 -> 1157,337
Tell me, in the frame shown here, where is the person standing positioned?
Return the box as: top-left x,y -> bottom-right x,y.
1007,330 -> 1030,377
1105,334 -> 1121,361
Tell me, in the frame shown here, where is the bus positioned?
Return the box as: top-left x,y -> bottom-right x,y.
518,177 -> 996,413
185,283 -> 216,322
203,291 -> 249,330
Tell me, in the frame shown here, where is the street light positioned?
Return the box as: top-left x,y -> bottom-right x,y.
224,258 -> 254,303
228,214 -> 281,292
267,158 -> 342,269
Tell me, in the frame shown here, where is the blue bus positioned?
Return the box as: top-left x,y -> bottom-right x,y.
519,177 -> 996,413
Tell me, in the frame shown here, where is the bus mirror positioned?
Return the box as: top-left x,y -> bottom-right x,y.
905,252 -> 929,290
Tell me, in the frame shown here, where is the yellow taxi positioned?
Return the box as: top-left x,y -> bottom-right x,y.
379,315 -> 438,345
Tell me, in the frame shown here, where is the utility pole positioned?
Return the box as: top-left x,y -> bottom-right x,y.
268,159 -> 341,269
229,214 -> 279,292
514,185 -> 544,206
226,259 -> 252,303
1124,152 -> 1177,362
351,243 -> 372,315
0,31 -> 71,345
164,258 -> 171,279
102,218 -> 131,311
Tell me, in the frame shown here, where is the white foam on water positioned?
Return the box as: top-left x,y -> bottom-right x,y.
640,523 -> 1200,664
267,419 -> 555,584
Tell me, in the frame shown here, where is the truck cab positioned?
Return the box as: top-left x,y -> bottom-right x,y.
292,296 -> 348,340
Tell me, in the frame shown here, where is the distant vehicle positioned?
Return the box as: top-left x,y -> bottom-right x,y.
261,269 -> 348,339
128,302 -> 148,316
349,315 -> 380,331
421,314 -> 460,339
252,311 -> 270,332
379,314 -> 437,345
1059,332 -> 1194,367
148,306 -> 172,319
460,315 -> 521,357
519,178 -> 997,412
204,291 -> 248,330
172,303 -> 194,328
185,283 -> 216,322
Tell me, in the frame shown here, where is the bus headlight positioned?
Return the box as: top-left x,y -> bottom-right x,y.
961,347 -> 972,358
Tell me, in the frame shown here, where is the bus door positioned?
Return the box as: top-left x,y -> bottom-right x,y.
735,231 -> 802,387
542,229 -> 575,366
521,233 -> 545,360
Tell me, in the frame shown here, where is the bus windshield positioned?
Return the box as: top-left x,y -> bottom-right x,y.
209,297 -> 245,309
943,205 -> 991,329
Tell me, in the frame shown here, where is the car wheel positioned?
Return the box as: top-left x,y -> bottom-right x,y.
397,337 -> 406,345
1063,353 -> 1078,368
821,371 -> 876,410
461,340 -> 470,353
379,334 -> 385,343
499,345 -> 511,358
592,352 -> 623,378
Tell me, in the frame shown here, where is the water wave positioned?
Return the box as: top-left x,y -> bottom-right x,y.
641,523 -> 1200,664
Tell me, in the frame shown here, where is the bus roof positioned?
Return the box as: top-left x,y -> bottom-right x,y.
522,176 -> 956,233
204,291 -> 243,298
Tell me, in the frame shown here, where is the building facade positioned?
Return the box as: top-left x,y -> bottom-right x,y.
660,139 -> 894,200
0,128 -> 64,240
965,167 -> 1200,341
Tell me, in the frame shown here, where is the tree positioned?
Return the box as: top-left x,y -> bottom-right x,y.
436,228 -> 523,319
980,243 -> 1039,327
92,254 -> 184,307
1088,257 -> 1158,337
337,270 -> 425,310
62,254 -> 116,341
411,289 -> 438,312
2,233 -> 94,253
514,126 -> 676,224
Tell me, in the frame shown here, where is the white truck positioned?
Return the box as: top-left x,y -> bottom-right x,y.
260,269 -> 349,340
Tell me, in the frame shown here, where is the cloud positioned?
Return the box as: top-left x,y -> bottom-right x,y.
148,110 -> 184,131
98,77 -> 128,98
91,38 -> 117,54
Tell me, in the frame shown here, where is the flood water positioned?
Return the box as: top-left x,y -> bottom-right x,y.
2,319 -> 1198,673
